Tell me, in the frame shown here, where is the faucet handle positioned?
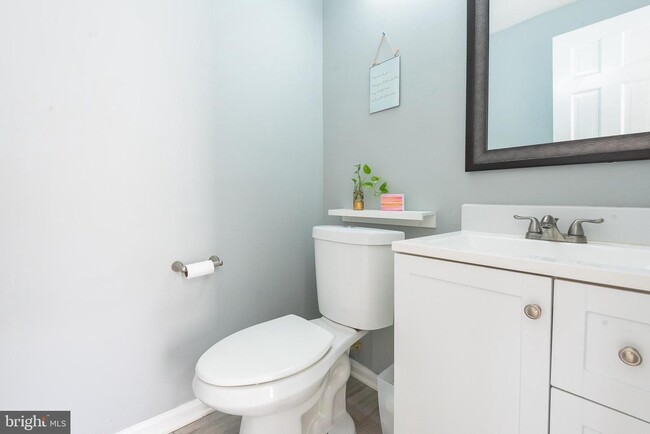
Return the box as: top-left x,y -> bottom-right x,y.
567,218 -> 604,236
514,215 -> 542,234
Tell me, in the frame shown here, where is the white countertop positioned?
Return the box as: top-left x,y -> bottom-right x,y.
392,231 -> 650,292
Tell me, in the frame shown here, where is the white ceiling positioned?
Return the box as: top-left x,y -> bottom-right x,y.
490,0 -> 580,33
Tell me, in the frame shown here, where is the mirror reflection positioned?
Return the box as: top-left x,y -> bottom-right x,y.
487,0 -> 650,150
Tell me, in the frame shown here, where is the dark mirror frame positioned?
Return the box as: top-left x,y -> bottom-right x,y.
466,0 -> 650,171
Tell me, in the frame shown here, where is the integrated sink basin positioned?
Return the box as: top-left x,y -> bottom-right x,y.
392,231 -> 650,292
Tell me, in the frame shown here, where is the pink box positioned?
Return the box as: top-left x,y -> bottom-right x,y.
381,194 -> 404,211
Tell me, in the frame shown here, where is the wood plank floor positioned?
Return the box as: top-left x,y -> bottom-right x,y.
173,376 -> 382,434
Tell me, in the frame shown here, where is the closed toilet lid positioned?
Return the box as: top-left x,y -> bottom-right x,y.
196,315 -> 334,387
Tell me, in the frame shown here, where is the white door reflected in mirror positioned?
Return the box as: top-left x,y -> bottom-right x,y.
552,6 -> 650,142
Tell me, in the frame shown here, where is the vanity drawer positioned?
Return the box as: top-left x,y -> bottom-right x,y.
550,388 -> 650,434
552,280 -> 650,422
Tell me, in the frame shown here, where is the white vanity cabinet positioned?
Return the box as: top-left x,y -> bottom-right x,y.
392,204 -> 650,434
394,254 -> 553,434
393,256 -> 650,434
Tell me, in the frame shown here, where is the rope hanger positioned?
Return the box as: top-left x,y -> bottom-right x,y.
372,32 -> 400,66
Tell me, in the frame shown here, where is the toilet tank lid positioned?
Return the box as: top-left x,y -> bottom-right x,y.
313,225 -> 404,245
195,315 -> 334,387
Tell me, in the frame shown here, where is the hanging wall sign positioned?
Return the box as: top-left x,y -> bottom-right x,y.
369,33 -> 400,114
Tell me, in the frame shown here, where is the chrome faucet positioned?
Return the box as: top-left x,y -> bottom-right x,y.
514,215 -> 604,243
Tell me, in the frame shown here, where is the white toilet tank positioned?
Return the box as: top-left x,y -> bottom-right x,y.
312,226 -> 404,330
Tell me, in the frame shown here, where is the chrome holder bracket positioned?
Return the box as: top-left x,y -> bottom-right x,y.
171,255 -> 223,275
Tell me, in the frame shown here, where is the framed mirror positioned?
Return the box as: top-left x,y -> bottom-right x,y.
466,0 -> 650,171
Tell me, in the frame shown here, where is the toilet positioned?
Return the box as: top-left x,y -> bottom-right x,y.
192,225 -> 404,434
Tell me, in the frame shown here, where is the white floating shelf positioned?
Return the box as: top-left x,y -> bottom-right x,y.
328,209 -> 436,228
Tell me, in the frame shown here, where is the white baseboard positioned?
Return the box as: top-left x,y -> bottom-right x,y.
350,359 -> 378,391
115,399 -> 214,434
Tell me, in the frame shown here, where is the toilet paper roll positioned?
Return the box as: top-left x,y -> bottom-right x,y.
184,260 -> 215,279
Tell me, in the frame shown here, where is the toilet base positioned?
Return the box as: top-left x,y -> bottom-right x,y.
322,412 -> 356,434
239,353 -> 355,434
240,408 -> 356,434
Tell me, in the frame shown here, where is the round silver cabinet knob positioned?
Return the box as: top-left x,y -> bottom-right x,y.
619,346 -> 643,367
524,304 -> 542,320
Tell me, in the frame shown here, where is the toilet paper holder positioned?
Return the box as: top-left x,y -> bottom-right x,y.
171,255 -> 223,275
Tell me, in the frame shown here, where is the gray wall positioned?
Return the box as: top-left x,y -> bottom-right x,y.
488,0 -> 650,149
323,0 -> 650,374
0,1 -> 322,432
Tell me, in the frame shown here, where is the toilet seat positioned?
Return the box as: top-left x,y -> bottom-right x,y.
196,315 -> 334,387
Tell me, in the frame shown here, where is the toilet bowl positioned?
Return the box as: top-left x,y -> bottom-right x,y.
192,226 -> 404,434
193,316 -> 366,434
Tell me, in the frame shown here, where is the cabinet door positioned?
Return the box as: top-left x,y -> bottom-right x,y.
550,388 -> 650,433
394,254 -> 552,434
